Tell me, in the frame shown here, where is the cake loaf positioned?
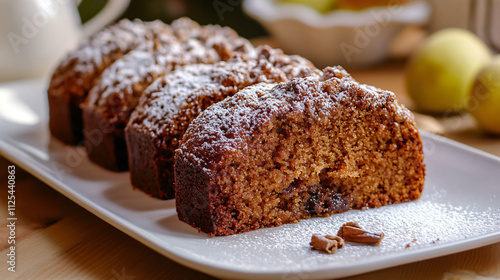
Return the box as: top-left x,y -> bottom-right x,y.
81,19 -> 255,171
126,46 -> 321,199
47,19 -> 164,145
174,67 -> 425,236
48,17 -> 253,147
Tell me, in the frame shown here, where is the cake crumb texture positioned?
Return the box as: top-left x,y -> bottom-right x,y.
125,46 -> 320,198
175,67 -> 425,236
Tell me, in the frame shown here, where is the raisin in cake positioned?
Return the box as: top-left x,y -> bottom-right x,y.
174,66 -> 425,236
126,46 -> 321,199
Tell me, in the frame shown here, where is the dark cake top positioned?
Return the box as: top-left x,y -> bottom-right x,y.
128,60 -> 282,141
254,46 -> 319,80
48,19 -> 162,98
84,49 -> 167,121
178,67 -> 415,169
164,17 -> 256,64
48,17 -> 255,100
83,19 -> 260,126
127,47 -> 321,142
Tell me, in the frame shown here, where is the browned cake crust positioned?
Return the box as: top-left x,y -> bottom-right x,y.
48,17 -> 253,147
47,19 -> 162,145
126,46 -> 321,199
80,19 -> 255,171
174,67 -> 425,236
82,49 -> 166,171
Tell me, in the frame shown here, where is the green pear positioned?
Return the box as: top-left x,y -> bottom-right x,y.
469,56 -> 500,135
406,29 -> 491,113
279,0 -> 339,13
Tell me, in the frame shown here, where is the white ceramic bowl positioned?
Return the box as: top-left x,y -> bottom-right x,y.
243,0 -> 430,68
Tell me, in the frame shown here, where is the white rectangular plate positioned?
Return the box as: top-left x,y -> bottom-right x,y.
1,78 -> 499,280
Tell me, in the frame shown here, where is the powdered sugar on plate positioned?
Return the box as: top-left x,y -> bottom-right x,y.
163,132 -> 500,275
200,196 -> 499,270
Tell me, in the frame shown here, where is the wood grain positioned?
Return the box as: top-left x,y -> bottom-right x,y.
0,155 -> 215,280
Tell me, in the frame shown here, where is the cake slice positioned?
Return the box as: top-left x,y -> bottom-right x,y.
174,67 -> 425,236
47,19 -> 164,145
125,46 -> 321,199
81,20 -> 255,171
48,17 -> 253,147
81,49 -> 168,171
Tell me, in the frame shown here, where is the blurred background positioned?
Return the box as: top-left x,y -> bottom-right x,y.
79,0 -> 268,39
76,0 -> 499,69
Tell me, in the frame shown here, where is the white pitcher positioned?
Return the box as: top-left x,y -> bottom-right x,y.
0,0 -> 130,82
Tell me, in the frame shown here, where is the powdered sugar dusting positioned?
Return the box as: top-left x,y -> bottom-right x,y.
165,132 -> 500,275
180,67 -> 416,170
80,18 -> 263,130
186,193 -> 499,271
48,17 -> 257,101
128,46 -> 321,140
49,19 -> 156,98
85,50 -> 164,111
134,64 -> 217,135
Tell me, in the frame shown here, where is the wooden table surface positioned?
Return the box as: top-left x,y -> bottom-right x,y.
1,45 -> 500,280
